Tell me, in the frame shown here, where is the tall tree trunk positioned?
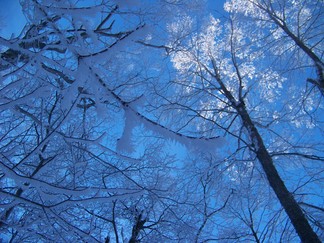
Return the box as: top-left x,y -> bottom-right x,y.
236,101 -> 321,243
211,62 -> 320,241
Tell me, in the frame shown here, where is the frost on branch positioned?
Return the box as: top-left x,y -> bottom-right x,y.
116,103 -> 226,155
169,15 -> 221,75
224,0 -> 266,19
116,107 -> 137,153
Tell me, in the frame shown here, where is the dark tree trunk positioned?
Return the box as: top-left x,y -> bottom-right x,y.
129,213 -> 146,243
212,64 -> 320,242
237,102 -> 321,243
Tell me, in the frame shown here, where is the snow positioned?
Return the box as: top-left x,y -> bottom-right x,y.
116,106 -> 138,153
116,103 -> 226,154
1,161 -> 145,207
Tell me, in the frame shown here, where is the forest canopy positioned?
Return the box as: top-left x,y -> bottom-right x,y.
0,0 -> 323,242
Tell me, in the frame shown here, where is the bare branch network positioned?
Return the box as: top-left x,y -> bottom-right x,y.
0,0 -> 323,242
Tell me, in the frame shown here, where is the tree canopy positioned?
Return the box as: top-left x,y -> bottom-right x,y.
0,0 -> 323,242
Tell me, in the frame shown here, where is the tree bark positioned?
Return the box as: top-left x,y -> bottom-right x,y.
129,213 -> 146,243
210,61 -> 320,241
236,102 -> 321,243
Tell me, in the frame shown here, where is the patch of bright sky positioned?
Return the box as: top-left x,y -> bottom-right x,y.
0,0 -> 26,39
0,0 -> 227,39
208,0 -> 228,17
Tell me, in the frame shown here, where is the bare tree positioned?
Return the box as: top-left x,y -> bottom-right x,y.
138,1 -> 323,241
0,0 -> 180,241
1,0 -> 323,242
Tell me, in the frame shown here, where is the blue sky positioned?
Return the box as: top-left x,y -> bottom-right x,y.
0,0 -> 228,39
208,0 -> 227,16
0,1 -> 322,242
0,0 -> 26,39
